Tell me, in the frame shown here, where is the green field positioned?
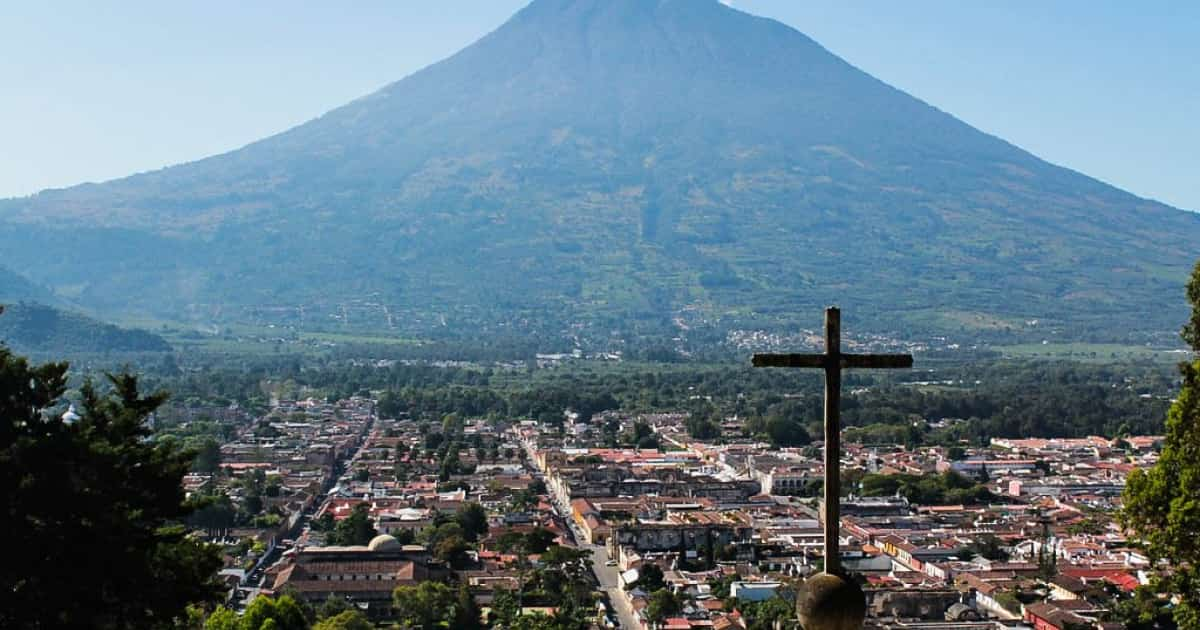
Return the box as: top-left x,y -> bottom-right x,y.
993,342 -> 1188,363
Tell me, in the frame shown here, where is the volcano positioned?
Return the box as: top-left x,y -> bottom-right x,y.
2,0 -> 1196,347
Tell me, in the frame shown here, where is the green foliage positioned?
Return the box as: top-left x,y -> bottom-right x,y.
392,582 -> 457,630
204,607 -> 241,630
152,359 -> 1172,447
418,520 -> 471,568
506,486 -> 542,512
1121,269 -> 1200,630
965,534 -> 1009,561
685,400 -> 723,440
0,301 -> 171,355
1185,261 -> 1200,352
455,502 -> 490,542
625,421 -> 660,449
503,607 -> 592,630
993,591 -> 1022,615
311,610 -> 372,630
1122,359 -> 1200,629
434,534 -> 470,566
1066,509 -> 1109,536
497,527 -> 558,555
0,345 -> 223,629
316,594 -> 352,621
746,400 -> 813,447
859,471 -> 994,505
1109,586 -> 1177,630
387,546 -> 595,628
193,436 -> 223,472
489,588 -> 521,627
630,563 -> 665,593
6,0 -> 1200,351
709,573 -> 739,600
324,503 -> 377,546
739,596 -> 800,630
452,583 -> 484,630
207,595 -> 311,630
636,434 -> 660,449
645,589 -> 682,625
187,492 -> 238,532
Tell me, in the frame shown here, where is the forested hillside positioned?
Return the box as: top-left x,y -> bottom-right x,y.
1,0 -> 1197,348
0,302 -> 171,355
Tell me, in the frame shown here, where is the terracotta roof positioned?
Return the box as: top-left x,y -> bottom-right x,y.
1025,602 -> 1092,629
1105,572 -> 1140,592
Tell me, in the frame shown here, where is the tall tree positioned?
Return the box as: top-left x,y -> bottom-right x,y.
1122,261 -> 1200,630
0,338 -> 223,629
193,437 -> 223,473
392,582 -> 456,630
645,589 -> 682,626
452,583 -> 484,630
1185,260 -> 1200,351
330,502 -> 377,546
455,502 -> 489,542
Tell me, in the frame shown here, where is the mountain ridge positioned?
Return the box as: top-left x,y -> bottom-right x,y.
1,0 -> 1195,347
0,302 -> 171,356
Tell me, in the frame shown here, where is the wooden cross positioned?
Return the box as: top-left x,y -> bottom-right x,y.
752,307 -> 912,575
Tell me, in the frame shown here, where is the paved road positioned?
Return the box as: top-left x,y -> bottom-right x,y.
585,541 -> 639,629
560,511 -> 637,629
525,440 -> 639,629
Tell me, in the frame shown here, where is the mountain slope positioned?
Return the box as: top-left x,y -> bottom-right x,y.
0,302 -> 171,355
1,0 -> 1196,346
0,266 -> 52,303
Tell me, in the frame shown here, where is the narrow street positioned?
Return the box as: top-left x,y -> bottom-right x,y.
525,438 -> 639,629
241,407 -> 378,596
586,539 -> 639,630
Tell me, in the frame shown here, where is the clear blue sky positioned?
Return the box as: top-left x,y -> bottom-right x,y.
3,0 -> 1197,210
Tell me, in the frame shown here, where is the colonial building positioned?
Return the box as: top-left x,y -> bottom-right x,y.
270,535 -> 445,617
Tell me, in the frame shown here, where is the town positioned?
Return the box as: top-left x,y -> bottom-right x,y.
172,391 -> 1167,629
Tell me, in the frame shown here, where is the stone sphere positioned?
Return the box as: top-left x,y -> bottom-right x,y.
795,572 -> 866,630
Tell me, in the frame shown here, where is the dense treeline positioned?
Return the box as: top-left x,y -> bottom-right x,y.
149,358 -> 1174,447
858,471 -> 995,505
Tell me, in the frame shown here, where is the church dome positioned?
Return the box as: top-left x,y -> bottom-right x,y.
367,534 -> 401,552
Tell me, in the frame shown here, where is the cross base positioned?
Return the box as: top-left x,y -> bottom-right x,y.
796,572 -> 866,630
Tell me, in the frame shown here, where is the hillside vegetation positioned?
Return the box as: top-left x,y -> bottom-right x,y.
0,302 -> 171,355
1,0 -> 1196,348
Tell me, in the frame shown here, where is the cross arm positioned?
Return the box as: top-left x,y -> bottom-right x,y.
841,354 -> 914,369
752,353 -> 913,369
752,353 -> 826,368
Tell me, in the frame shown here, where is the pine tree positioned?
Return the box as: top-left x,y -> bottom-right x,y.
0,338 -> 223,628
453,583 -> 484,630
1121,261 -> 1200,630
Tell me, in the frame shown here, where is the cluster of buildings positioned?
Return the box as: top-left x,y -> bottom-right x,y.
177,397 -> 376,592
177,393 -> 1167,629
524,411 -> 1165,630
